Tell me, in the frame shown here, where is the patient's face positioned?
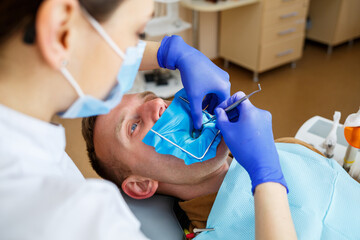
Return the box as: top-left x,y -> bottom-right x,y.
94,92 -> 229,185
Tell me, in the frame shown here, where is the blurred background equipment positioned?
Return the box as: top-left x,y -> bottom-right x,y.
295,109 -> 360,181
129,0 -> 191,98
343,108 -> 360,172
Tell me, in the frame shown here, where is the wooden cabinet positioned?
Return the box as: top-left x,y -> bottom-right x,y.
306,0 -> 360,54
219,0 -> 309,82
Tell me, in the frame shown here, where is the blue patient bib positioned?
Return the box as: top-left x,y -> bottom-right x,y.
195,143 -> 360,240
142,89 -> 222,165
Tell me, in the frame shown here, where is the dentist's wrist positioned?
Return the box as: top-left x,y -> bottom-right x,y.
157,36 -> 171,69
250,167 -> 288,195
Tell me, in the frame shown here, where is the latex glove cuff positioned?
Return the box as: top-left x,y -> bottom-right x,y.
251,168 -> 289,195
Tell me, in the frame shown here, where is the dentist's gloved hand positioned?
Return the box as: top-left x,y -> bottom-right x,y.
214,92 -> 288,194
157,35 -> 230,129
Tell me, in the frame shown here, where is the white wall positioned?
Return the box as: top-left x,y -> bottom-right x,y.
180,6 -> 219,59
149,3 -> 220,60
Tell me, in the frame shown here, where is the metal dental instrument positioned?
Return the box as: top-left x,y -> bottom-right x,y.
204,83 -> 262,124
191,84 -> 261,138
193,228 -> 215,234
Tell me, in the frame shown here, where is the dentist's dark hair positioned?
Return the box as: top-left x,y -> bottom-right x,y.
0,0 -> 123,45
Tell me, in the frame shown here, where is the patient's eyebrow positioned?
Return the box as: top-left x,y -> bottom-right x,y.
115,115 -> 125,138
138,91 -> 156,101
115,92 -> 158,138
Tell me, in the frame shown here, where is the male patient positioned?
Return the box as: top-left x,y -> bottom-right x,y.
82,91 -> 360,239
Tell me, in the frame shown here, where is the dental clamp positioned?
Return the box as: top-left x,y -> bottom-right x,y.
149,96 -> 221,160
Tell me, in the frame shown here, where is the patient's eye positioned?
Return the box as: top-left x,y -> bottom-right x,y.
131,123 -> 138,134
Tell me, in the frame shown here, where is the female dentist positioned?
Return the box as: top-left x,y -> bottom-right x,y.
0,0 -> 230,239
0,0 -> 295,239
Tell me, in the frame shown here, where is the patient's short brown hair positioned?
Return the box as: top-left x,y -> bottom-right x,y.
82,116 -> 131,188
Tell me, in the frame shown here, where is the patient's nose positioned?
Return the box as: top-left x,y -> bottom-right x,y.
139,98 -> 167,123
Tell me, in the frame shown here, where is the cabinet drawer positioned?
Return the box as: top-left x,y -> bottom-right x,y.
263,3 -> 307,27
261,21 -> 305,45
259,35 -> 304,72
264,0 -> 307,11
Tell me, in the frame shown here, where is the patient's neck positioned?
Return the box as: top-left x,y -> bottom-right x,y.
158,157 -> 232,201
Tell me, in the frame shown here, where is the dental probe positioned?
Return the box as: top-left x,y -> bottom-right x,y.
206,83 -> 262,123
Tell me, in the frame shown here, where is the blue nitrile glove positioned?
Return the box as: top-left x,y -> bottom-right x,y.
157,35 -> 230,129
214,92 -> 288,194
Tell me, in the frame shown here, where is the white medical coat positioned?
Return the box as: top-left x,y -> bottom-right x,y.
0,104 -> 148,240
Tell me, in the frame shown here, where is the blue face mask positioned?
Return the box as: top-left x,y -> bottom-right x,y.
58,10 -> 146,119
142,89 -> 222,165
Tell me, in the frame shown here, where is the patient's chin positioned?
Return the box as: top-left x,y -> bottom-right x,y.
209,139 -> 229,163
176,138 -> 228,168
194,136 -> 228,167
190,138 -> 229,171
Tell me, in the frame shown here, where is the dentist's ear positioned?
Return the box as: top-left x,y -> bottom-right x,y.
122,176 -> 159,200
36,0 -> 79,69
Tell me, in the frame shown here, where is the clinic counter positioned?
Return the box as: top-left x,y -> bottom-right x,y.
181,0 -> 259,12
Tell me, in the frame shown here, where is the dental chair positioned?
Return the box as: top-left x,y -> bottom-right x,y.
121,115 -> 360,240
122,192 -> 185,240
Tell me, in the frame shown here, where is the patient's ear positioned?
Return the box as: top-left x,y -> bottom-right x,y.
122,176 -> 158,200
